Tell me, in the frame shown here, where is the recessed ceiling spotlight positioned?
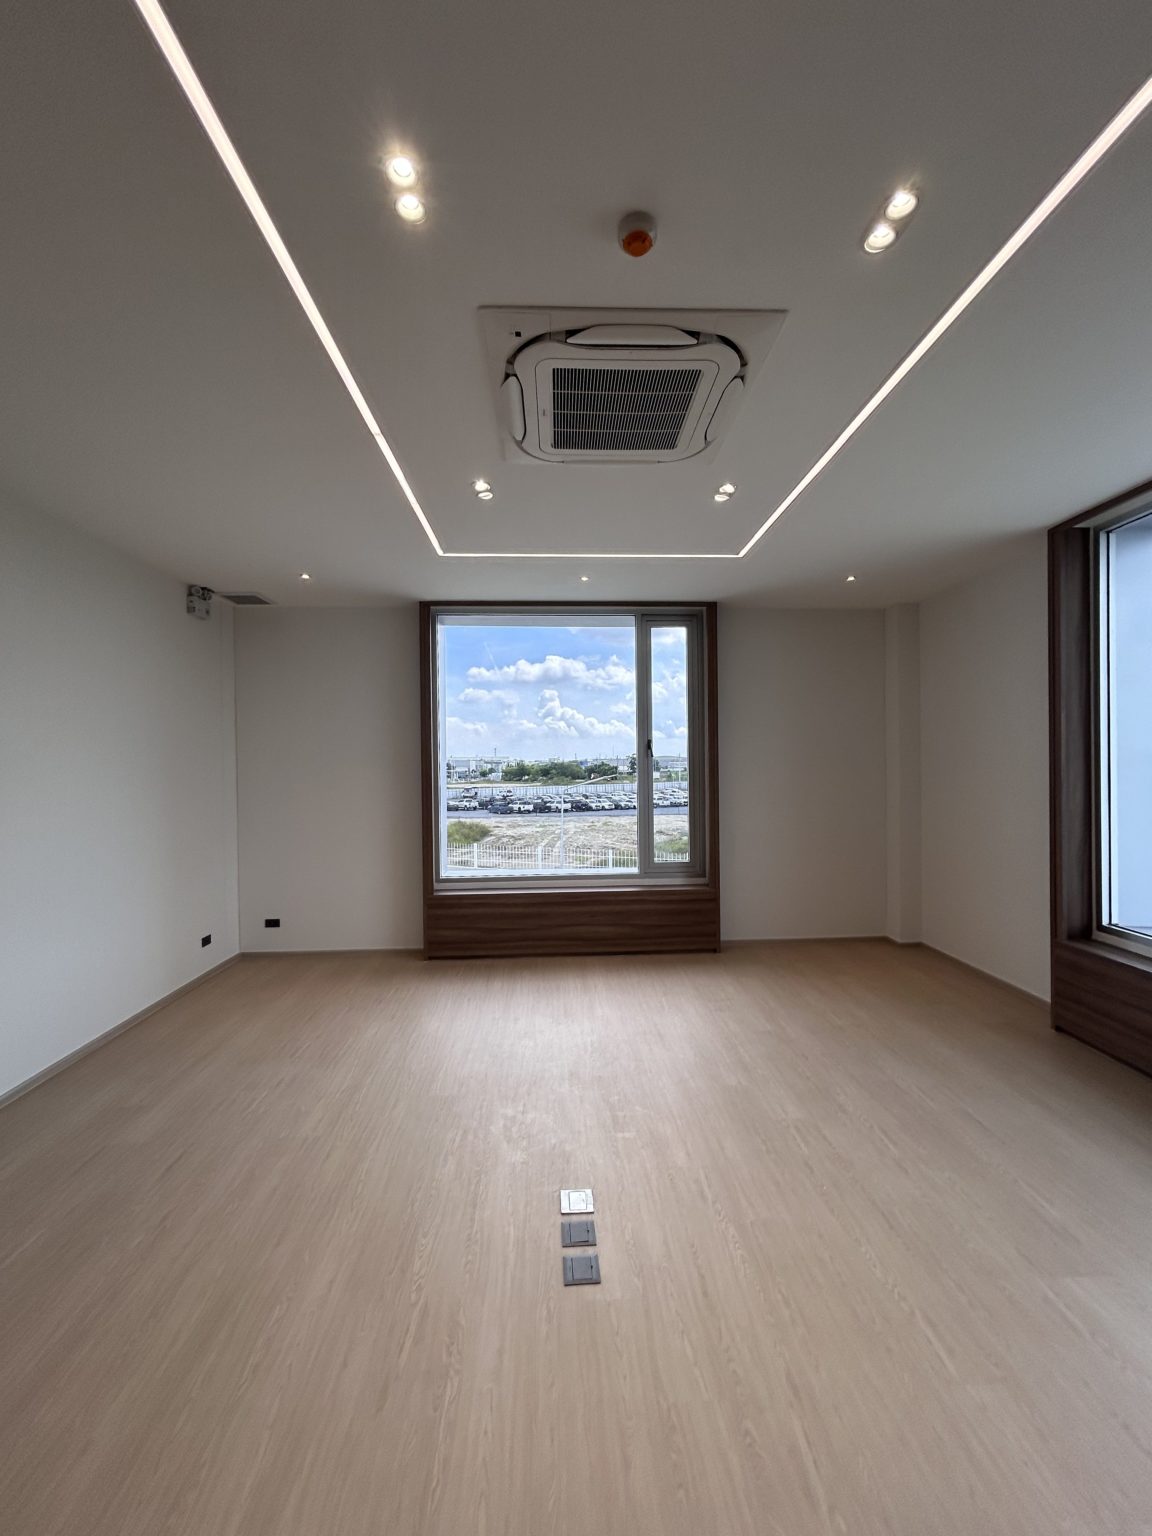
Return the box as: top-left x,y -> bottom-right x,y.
384,155 -> 418,187
580,575 -> 590,582
713,493 -> 730,503
845,574 -> 856,583
472,479 -> 491,494
477,489 -> 494,501
395,193 -> 426,223
885,187 -> 918,221
717,482 -> 736,496
300,571 -> 312,581
863,220 -> 898,254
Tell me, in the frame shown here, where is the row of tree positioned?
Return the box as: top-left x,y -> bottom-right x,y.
500,757 -> 637,783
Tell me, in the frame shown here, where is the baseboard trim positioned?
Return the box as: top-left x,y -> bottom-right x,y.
915,942 -> 1051,1008
722,934 -> 888,948
0,954 -> 242,1112
241,947 -> 424,957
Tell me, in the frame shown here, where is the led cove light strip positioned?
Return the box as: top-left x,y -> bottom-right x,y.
133,0 -> 1152,565
132,0 -> 444,557
738,70 -> 1152,558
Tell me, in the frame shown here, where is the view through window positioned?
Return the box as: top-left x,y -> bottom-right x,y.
434,609 -> 703,881
1099,507 -> 1152,948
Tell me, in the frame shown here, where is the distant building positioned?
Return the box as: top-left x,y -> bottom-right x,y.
446,756 -> 502,781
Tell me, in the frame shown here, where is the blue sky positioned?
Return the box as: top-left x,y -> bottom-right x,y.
439,620 -> 688,759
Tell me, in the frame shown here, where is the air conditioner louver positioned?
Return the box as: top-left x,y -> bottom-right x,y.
551,365 -> 704,453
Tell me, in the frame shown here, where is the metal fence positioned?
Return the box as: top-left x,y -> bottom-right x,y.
445,842 -> 687,871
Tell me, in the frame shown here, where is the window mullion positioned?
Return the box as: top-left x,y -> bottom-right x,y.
636,614 -> 655,876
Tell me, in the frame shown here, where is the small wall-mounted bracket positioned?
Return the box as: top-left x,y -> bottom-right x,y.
186,585 -> 214,620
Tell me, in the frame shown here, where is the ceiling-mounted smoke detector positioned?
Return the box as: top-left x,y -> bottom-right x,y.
480,308 -> 786,464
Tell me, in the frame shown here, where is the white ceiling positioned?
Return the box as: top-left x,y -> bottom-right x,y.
2,0 -> 1151,606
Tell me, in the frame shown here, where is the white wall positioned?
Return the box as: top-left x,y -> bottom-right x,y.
920,535 -> 1050,998
235,606 -> 887,949
0,497 -> 239,1097
234,608 -> 422,951
885,604 -> 922,943
720,609 -> 887,939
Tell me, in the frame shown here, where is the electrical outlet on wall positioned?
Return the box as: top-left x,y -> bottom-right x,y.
264,918 -> 281,928
201,934 -> 212,947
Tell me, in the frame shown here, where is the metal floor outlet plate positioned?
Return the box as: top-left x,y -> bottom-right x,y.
561,1219 -> 596,1247
563,1253 -> 601,1286
560,1188 -> 594,1214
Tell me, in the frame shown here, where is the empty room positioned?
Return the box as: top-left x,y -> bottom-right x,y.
4,1 -> 1152,1532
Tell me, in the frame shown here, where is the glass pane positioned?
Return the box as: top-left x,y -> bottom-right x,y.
1101,511 -> 1152,938
437,615 -> 638,879
649,624 -> 691,864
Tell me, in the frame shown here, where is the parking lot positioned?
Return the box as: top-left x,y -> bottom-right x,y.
445,787 -> 689,817
442,785 -> 691,872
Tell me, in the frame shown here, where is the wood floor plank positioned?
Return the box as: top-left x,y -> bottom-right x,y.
3,942 -> 1152,1534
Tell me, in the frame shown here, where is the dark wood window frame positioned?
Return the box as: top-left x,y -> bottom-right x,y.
1050,477 -> 1152,1075
419,601 -> 720,959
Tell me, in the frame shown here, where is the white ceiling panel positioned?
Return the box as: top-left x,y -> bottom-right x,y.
1,0 -> 1151,603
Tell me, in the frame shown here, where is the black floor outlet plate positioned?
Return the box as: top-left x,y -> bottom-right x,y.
561,1219 -> 597,1247
563,1253 -> 601,1286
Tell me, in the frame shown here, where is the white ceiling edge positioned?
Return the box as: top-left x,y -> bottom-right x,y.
132,0 -> 1152,565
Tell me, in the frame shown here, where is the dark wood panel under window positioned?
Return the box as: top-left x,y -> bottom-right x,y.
419,602 -> 720,959
424,883 -> 720,959
1049,478 -> 1152,1075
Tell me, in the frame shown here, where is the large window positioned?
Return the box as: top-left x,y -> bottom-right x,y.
1097,504 -> 1152,952
430,606 -> 707,884
1050,482 -> 1152,1077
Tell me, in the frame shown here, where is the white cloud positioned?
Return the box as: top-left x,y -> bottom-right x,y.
445,716 -> 488,735
651,670 -> 686,704
466,654 -> 634,691
536,689 -> 633,738
457,686 -> 517,705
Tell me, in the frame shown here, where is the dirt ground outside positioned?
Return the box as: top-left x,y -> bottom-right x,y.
445,815 -> 689,870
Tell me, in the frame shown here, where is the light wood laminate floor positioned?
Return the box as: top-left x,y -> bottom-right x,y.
3,943 -> 1152,1535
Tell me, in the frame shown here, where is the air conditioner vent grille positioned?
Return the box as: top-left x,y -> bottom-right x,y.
551,365 -> 703,453
221,592 -> 275,605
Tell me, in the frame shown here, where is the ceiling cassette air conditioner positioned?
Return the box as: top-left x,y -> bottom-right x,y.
479,308 -> 786,464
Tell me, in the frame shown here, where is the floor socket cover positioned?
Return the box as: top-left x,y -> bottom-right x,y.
560,1188 -> 594,1214
561,1219 -> 596,1247
563,1253 -> 602,1286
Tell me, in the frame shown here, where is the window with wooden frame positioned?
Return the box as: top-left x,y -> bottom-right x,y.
1050,479 -> 1152,1074
419,603 -> 719,958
